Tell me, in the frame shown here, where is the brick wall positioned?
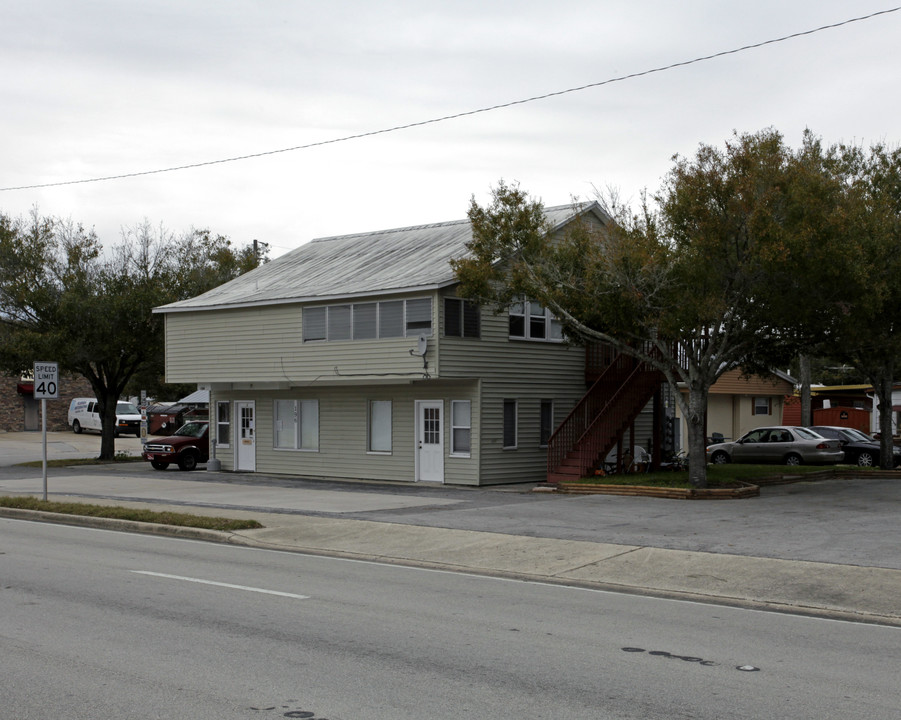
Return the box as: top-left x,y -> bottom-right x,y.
0,373 -> 94,432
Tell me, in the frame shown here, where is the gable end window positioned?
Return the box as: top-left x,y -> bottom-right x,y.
444,298 -> 480,338
509,297 -> 562,342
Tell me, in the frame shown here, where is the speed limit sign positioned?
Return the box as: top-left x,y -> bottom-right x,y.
33,361 -> 59,399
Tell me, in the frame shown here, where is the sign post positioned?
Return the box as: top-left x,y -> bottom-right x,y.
33,361 -> 59,501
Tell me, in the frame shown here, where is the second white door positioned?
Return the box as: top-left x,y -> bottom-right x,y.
416,401 -> 444,482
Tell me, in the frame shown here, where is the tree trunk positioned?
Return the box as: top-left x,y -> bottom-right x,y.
876,371 -> 895,470
686,384 -> 709,488
97,392 -> 119,460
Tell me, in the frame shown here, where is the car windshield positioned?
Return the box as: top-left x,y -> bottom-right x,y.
173,422 -> 208,438
117,402 -> 140,414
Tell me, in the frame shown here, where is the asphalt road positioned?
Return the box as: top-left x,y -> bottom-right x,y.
4,519 -> 900,720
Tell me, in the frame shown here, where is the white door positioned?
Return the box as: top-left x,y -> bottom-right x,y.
235,401 -> 256,471
416,400 -> 444,482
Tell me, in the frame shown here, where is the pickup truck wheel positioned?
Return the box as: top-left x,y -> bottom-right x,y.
150,461 -> 169,470
72,420 -> 82,434
177,450 -> 199,471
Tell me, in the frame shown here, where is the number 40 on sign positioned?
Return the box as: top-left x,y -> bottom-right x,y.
33,361 -> 59,399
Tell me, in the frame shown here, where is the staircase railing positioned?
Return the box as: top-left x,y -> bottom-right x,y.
548,349 -> 663,480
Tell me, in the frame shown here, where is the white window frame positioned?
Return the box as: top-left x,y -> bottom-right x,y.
303,299 -> 432,342
216,400 -> 231,448
302,306 -> 327,342
503,399 -> 518,449
752,397 -> 772,416
450,400 -> 472,457
368,400 -> 392,454
273,399 -> 320,452
509,297 -> 563,342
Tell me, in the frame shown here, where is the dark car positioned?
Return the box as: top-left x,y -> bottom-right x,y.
809,425 -> 901,467
706,425 -> 843,466
142,420 -> 209,471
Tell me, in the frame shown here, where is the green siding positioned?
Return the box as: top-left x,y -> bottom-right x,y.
171,286 -> 663,485
438,289 -> 587,483
165,291 -> 440,385
211,380 -> 481,484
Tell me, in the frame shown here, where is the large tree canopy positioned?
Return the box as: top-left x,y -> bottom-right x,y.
0,211 -> 268,459
812,142 -> 901,466
454,129 -> 856,486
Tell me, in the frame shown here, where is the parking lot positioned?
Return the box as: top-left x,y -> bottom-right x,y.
2,429 -> 901,570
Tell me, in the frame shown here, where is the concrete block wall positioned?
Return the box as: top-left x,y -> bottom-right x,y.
0,373 -> 94,432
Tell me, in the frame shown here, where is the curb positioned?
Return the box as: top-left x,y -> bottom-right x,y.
6,506 -> 901,627
551,481 -> 759,499
0,507 -> 231,543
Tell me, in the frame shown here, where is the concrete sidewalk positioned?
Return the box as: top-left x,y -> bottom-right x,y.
2,431 -> 900,626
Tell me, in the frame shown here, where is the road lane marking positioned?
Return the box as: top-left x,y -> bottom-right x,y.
131,571 -> 309,599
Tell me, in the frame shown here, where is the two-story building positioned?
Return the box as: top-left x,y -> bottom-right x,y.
156,202 -> 649,485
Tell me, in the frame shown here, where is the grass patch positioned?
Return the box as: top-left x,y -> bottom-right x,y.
0,495 -> 263,532
575,464 -> 833,487
20,454 -> 143,468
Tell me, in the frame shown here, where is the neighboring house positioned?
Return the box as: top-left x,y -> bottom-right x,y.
0,372 -> 93,432
678,368 -> 796,445
156,202 -> 655,485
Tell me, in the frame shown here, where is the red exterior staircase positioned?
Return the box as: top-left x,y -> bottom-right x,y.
547,347 -> 664,483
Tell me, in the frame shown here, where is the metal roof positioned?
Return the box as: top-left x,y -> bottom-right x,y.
177,389 -> 210,404
155,202 -> 606,313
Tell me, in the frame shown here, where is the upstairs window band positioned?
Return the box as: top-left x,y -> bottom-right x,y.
303,298 -> 432,342
509,298 -> 563,342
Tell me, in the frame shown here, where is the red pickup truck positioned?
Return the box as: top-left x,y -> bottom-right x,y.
143,420 -> 209,471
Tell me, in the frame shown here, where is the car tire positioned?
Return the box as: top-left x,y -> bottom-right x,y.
150,461 -> 169,470
72,420 -> 82,434
857,451 -> 876,467
177,450 -> 199,472
784,453 -> 802,466
710,450 -> 729,464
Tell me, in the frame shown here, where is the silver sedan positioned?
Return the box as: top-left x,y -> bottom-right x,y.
706,426 -> 844,466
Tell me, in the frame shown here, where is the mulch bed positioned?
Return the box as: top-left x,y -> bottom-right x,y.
536,467 -> 901,499
548,481 -> 759,500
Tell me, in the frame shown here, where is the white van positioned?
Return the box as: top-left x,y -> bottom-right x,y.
68,398 -> 142,437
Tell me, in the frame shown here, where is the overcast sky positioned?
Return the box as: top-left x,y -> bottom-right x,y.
2,1 -> 899,258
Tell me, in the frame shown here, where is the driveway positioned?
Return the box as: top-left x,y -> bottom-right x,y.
0,430 -> 144,466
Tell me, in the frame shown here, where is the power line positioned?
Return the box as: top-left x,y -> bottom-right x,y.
2,6 -> 898,193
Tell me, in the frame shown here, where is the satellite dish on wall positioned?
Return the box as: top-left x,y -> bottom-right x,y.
416,334 -> 428,356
